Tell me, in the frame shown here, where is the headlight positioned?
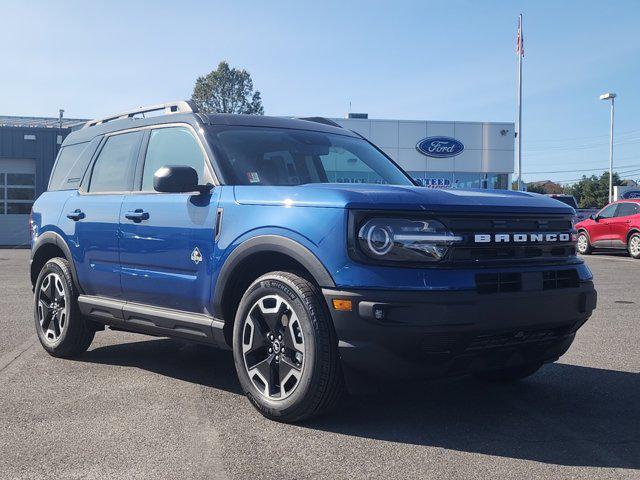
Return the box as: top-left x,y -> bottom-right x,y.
357,217 -> 463,263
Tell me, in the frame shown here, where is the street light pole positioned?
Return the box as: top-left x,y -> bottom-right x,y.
600,92 -> 616,203
515,14 -> 524,191
608,97 -> 615,202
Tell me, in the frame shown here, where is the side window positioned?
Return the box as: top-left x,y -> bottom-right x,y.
88,131 -> 142,193
598,204 -> 618,219
141,127 -> 206,191
49,142 -> 90,191
616,202 -> 639,217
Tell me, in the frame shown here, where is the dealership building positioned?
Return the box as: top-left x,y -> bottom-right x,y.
331,115 -> 514,190
0,113 -> 514,245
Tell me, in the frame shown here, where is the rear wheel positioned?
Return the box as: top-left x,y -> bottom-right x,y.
474,362 -> 543,382
628,232 -> 640,259
232,271 -> 343,422
577,231 -> 592,255
34,258 -> 95,358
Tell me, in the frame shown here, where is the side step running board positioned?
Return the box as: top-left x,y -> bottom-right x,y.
77,295 -> 228,348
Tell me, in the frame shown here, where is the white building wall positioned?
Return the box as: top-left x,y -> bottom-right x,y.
331,118 -> 514,175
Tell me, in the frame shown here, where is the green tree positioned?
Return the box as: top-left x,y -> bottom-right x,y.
519,180 -> 563,194
191,61 -> 264,114
565,172 -> 624,208
523,183 -> 546,194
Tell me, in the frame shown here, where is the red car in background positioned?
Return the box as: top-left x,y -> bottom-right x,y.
575,199 -> 640,259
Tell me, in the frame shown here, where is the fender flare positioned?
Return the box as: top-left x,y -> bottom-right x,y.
212,235 -> 335,316
30,231 -> 81,292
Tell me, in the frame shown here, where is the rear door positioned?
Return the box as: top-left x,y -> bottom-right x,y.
609,202 -> 639,247
61,131 -> 143,298
118,125 -> 219,313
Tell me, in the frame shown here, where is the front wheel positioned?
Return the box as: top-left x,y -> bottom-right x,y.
628,232 -> 640,259
232,271 -> 343,422
577,231 -> 592,255
34,258 -> 95,358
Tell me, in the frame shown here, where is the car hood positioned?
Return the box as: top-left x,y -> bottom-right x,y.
233,184 -> 576,214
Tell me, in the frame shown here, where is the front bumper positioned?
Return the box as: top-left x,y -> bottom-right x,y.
323,281 -> 596,384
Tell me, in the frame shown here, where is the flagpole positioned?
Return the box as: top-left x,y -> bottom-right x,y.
516,14 -> 523,191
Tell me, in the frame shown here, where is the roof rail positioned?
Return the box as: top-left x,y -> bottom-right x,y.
297,117 -> 343,128
83,100 -> 198,129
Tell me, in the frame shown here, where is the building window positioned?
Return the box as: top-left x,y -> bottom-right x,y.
407,171 -> 509,190
1,172 -> 36,214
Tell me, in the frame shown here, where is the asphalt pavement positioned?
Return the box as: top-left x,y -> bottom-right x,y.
0,249 -> 638,479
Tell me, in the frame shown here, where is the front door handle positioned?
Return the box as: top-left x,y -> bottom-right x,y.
125,209 -> 150,222
66,209 -> 85,221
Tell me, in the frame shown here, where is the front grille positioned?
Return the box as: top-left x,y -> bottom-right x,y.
476,272 -> 522,294
542,269 -> 579,290
452,245 -> 575,263
442,214 -> 576,265
418,332 -> 463,355
466,325 -> 572,351
415,324 -> 574,359
476,269 -> 579,294
446,217 -> 573,232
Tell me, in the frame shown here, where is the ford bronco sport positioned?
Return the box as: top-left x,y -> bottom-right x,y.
30,101 -> 597,422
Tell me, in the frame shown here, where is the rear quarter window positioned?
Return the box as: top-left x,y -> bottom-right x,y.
48,140 -> 97,191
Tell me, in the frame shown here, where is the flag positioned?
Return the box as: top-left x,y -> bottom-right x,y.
516,16 -> 524,57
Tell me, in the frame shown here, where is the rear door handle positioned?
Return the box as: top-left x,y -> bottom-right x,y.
66,209 -> 85,221
125,209 -> 150,222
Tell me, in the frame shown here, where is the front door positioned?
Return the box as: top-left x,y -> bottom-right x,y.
118,125 -> 218,314
589,203 -> 618,247
61,131 -> 143,298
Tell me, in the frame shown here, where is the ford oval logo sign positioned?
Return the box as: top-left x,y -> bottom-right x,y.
416,136 -> 464,158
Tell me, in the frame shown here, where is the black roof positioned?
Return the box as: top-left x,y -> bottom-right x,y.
63,112 -> 356,146
204,113 -> 354,136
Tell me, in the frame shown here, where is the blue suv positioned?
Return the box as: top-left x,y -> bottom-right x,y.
30,101 -> 597,422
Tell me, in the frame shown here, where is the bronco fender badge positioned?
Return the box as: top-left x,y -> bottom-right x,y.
191,247 -> 203,264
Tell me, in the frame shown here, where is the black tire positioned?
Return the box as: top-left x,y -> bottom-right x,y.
34,257 -> 95,358
474,362 -> 544,382
232,271 -> 343,422
628,232 -> 640,259
577,231 -> 592,255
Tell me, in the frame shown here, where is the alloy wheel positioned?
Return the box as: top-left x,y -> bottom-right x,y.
577,233 -> 589,254
37,273 -> 67,343
630,235 -> 640,257
242,295 -> 306,400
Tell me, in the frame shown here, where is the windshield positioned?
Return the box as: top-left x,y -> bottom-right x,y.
207,126 -> 414,186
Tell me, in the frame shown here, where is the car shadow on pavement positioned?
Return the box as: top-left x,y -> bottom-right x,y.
307,362 -> 640,470
80,339 -> 639,470
80,338 -> 244,395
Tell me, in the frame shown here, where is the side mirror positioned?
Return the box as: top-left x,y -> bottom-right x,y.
590,214 -> 599,222
153,166 -> 211,194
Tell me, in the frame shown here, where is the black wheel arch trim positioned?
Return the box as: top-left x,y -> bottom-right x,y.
212,235 -> 335,317
30,231 -> 82,293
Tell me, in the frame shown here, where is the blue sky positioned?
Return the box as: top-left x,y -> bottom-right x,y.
2,0 -> 640,184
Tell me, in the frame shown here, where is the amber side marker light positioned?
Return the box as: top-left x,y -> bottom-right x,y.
332,299 -> 353,311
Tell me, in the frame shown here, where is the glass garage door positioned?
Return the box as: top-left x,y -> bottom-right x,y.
0,159 -> 36,246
